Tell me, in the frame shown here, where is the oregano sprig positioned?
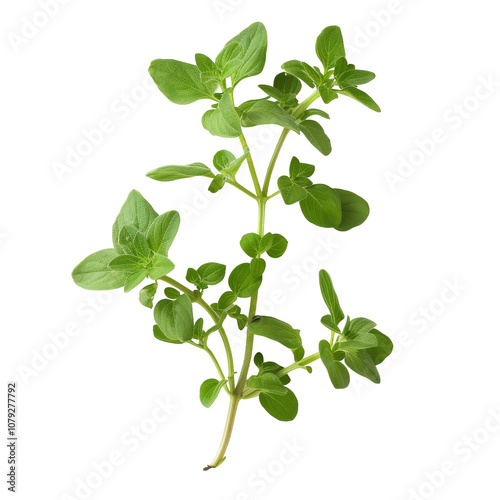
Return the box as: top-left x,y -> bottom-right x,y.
72,22 -> 393,470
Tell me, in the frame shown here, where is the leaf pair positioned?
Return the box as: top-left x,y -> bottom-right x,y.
251,354 -> 298,421
228,262 -> 264,298
240,232 -> 288,259
278,158 -> 370,231
150,23 -> 267,103
258,72 -> 302,109
282,26 -> 380,112
317,270 -> 393,388
72,191 -> 179,292
154,294 -> 194,343
186,262 -> 226,291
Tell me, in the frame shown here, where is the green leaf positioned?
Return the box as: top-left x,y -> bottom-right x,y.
193,318 -> 205,340
277,176 -> 308,205
250,257 -> 266,277
267,234 -> 288,258
258,84 -> 283,101
259,360 -> 291,385
273,72 -> 302,98
124,269 -> 149,292
300,184 -> 342,228
254,352 -> 264,368
195,53 -> 221,83
149,59 -> 217,104
108,254 -> 143,272
289,156 -> 315,179
139,282 -> 158,308
153,324 -> 182,344
197,262 -> 226,286
350,317 -> 377,336
228,263 -> 262,298
149,254 -> 175,280
281,60 -> 315,88
164,287 -> 180,299
316,26 -> 345,71
319,340 -> 350,389
248,316 -> 302,349
225,22 -> 267,84
259,233 -> 274,253
240,233 -> 261,258
72,249 -> 128,291
146,163 -> 214,182
202,92 -> 242,138
154,295 -> 194,343
118,225 -> 139,255
338,69 -> 375,87
133,232 -> 152,259
337,88 -> 381,112
112,190 -> 158,253
319,269 -> 344,324
318,86 -> 339,104
259,388 -> 298,421
334,189 -> 370,231
208,174 -> 225,193
240,99 -> 300,132
299,120 -> 332,155
293,345 -> 305,362
334,56 -> 348,78
301,62 -> 323,85
218,291 -> 237,310
365,329 -> 393,365
200,379 -> 227,408
213,150 -> 236,172
215,41 -> 244,78
321,314 -> 340,333
247,373 -> 287,395
146,211 -> 180,256
345,349 -> 381,384
300,108 -> 330,120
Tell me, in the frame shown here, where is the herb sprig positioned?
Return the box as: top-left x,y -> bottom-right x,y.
72,22 -> 393,470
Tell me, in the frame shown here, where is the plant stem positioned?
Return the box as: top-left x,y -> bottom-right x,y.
242,352 -> 321,399
227,179 -> 257,199
188,341 -> 231,396
239,134 -> 262,197
207,88 -> 322,468
205,395 -> 240,470
261,90 -> 320,196
160,276 -> 235,392
262,129 -> 290,196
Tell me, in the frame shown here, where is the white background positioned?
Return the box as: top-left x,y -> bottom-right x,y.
1,1 -> 500,499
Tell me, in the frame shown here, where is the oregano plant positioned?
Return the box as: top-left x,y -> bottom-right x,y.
72,23 -> 393,470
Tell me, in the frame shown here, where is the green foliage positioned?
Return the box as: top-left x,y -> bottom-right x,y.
146,163 -> 214,182
72,22 -> 392,469
259,388 -> 299,421
247,316 -> 302,350
239,99 -> 300,131
154,295 -> 194,343
200,379 -> 227,408
149,59 -> 217,104
186,262 -> 226,290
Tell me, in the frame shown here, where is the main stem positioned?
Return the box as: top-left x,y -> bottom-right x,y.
207,91 -> 321,469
